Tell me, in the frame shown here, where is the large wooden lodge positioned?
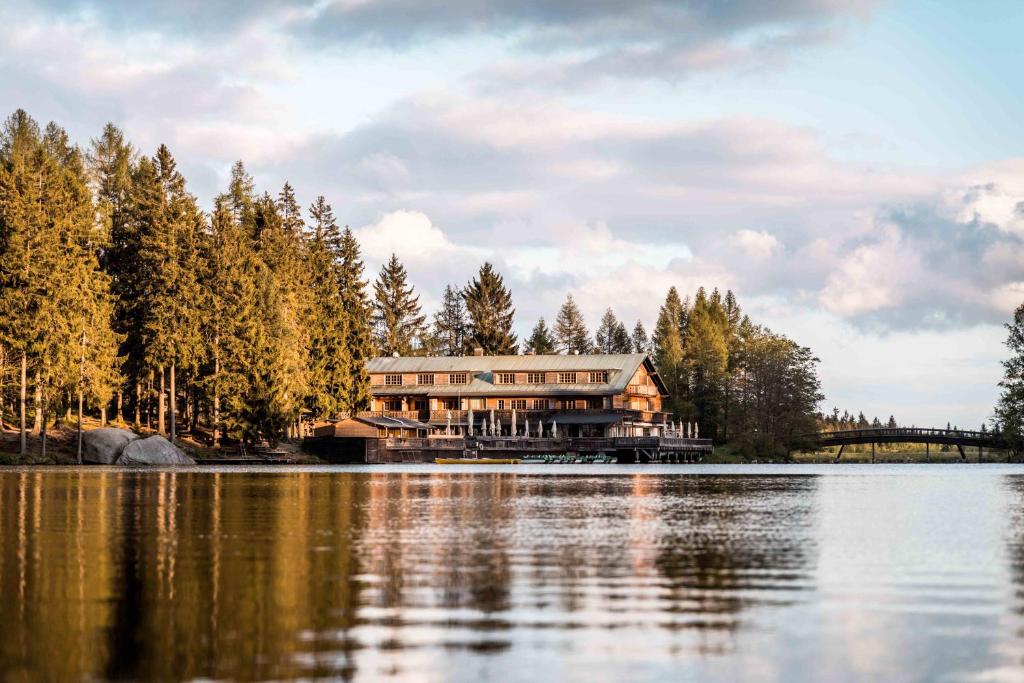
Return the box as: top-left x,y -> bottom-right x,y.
308,350 -> 712,463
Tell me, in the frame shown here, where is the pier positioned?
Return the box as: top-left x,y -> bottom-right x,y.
306,433 -> 712,464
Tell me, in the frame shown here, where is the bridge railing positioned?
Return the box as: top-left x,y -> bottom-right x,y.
815,427 -> 992,440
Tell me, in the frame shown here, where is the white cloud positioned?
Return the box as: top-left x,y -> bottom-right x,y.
733,229 -> 780,260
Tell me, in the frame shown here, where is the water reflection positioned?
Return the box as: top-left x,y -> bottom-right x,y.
0,469 -> 825,681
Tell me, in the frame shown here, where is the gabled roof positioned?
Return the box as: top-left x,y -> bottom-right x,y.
366,353 -> 669,397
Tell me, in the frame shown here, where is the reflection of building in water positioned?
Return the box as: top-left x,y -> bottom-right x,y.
650,475 -> 820,656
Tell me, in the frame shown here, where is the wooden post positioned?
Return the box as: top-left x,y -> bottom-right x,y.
872,442 -> 875,464
926,441 -> 929,460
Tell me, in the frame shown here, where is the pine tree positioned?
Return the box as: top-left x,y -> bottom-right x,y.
554,294 -> 591,354
373,254 -> 426,356
524,318 -> 556,354
463,262 -> 517,354
432,284 -> 467,356
631,321 -> 650,355
338,226 -> 373,410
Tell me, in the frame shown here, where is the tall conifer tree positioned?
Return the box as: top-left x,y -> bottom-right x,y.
463,262 -> 517,355
372,254 -> 426,356
432,284 -> 468,356
554,294 -> 591,354
524,318 -> 556,354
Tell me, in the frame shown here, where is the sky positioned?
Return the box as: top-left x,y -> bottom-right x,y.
3,0 -> 1023,427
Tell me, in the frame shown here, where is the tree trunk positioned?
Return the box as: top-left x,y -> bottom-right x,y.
170,362 -> 176,443
32,374 -> 40,435
134,381 -> 141,428
213,339 -> 220,448
101,405 -> 107,427
40,400 -> 47,459
117,389 -> 123,425
145,372 -> 152,430
77,390 -> 84,465
19,354 -> 27,457
158,366 -> 165,436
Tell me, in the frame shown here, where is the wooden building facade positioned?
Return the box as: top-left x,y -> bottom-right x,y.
364,352 -> 672,438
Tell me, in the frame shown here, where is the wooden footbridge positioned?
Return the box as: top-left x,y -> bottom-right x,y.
812,427 -> 1001,462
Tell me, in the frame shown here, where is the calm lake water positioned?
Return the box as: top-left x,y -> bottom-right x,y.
2,464 -> 1024,682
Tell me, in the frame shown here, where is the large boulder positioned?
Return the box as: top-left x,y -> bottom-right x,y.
82,427 -> 140,464
117,435 -> 196,466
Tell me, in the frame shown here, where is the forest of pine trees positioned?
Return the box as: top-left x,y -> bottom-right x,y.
0,109 -> 827,457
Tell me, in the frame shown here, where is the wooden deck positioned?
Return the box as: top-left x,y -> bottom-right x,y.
367,435 -> 713,464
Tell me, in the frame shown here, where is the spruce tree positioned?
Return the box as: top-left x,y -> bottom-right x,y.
304,196 -> 349,420
89,124 -> 136,420
524,318 -> 556,354
432,284 -> 468,356
463,262 -> 517,354
372,253 -> 426,356
0,110 -> 46,455
338,226 -> 373,410
595,308 -> 620,354
554,294 -> 591,354
631,321 -> 650,355
653,288 -> 687,415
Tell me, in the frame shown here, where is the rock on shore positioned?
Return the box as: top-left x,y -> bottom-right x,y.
117,435 -> 196,466
82,427 -> 140,464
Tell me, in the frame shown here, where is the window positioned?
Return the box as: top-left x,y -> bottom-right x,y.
557,372 -> 577,384
449,373 -> 468,384
532,399 -> 550,410
383,399 -> 402,411
511,399 -> 527,410
589,371 -> 608,383
527,372 -> 545,384
417,374 -> 434,385
496,372 -> 515,384
439,398 -> 459,410
497,399 -> 505,410
587,398 -> 603,409
384,374 -> 402,386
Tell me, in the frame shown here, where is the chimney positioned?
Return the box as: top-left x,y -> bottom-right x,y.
473,347 -> 485,357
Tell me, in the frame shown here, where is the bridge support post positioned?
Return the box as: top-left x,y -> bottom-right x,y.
957,444 -> 967,460
872,442 -> 875,464
979,445 -> 983,463
835,444 -> 845,462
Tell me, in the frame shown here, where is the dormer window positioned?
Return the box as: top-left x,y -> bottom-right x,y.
384,374 -> 402,386
589,371 -> 608,383
527,372 -> 545,383
417,374 -> 434,385
496,372 -> 515,384
557,372 -> 577,384
449,373 -> 468,385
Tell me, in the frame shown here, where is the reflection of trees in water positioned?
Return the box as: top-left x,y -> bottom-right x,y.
651,475 -> 819,653
0,470 -> 819,678
0,471 -> 371,681
1002,476 -> 1024,647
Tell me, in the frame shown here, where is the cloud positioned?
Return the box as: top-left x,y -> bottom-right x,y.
733,229 -> 781,260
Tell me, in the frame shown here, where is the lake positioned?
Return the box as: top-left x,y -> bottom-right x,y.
1,464 -> 1023,682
